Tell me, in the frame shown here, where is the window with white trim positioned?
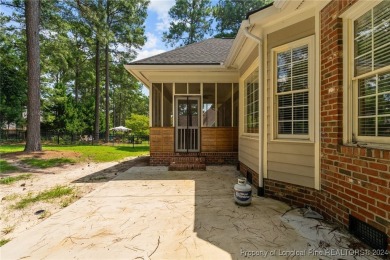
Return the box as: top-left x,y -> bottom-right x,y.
244,69 -> 259,133
352,0 -> 390,141
272,36 -> 314,139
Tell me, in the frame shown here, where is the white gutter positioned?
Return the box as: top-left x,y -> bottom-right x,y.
242,19 -> 265,197
242,20 -> 262,43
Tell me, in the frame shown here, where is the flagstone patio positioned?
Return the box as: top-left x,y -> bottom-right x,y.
0,166 -> 376,259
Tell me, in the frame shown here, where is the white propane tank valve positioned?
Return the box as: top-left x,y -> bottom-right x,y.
234,177 -> 252,206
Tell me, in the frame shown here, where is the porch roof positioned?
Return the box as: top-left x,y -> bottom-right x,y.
128,38 -> 235,65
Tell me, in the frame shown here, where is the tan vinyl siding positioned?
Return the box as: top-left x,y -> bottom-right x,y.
239,136 -> 259,173
268,171 -> 314,188
239,47 -> 260,174
240,46 -> 258,77
268,152 -> 314,167
268,160 -> 314,177
267,142 -> 314,155
266,17 -> 316,188
267,142 -> 315,188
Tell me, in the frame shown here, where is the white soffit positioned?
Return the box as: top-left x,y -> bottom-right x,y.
124,65 -> 239,87
142,70 -> 240,83
250,0 -> 320,27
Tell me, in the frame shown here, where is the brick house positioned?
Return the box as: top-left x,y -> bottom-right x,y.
126,0 -> 389,251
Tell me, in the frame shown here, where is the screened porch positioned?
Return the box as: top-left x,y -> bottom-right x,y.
150,82 -> 239,154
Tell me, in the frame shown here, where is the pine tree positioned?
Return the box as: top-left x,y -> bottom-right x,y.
24,0 -> 42,152
102,0 -> 148,142
163,0 -> 213,47
0,14 -> 27,129
1,0 -> 149,143
213,0 -> 269,38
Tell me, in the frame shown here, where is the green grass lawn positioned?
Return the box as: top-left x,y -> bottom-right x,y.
0,239 -> 10,247
13,185 -> 74,209
0,160 -> 18,173
0,144 -> 149,162
21,158 -> 75,168
0,145 -> 23,154
0,174 -> 32,185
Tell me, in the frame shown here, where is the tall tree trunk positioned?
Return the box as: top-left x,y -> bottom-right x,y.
104,44 -> 109,142
104,0 -> 110,143
75,64 -> 79,103
24,0 -> 42,152
94,38 -> 100,143
113,93 -> 116,127
189,0 -> 195,44
118,92 -> 121,126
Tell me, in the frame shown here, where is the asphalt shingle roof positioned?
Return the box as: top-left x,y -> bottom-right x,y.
129,38 -> 235,65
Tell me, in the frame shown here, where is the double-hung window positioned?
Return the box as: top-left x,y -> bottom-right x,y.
272,36 -> 314,140
349,0 -> 390,143
244,69 -> 259,133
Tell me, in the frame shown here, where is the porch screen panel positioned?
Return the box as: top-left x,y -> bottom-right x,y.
189,83 -> 201,94
175,83 -> 187,94
217,83 -> 232,126
203,83 -> 216,126
177,99 -> 188,150
152,83 -> 162,127
163,83 -> 173,127
233,83 -> 239,127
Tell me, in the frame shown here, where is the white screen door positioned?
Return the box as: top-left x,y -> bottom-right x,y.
175,96 -> 200,152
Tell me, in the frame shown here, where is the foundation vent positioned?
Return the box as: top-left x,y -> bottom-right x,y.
246,171 -> 252,184
349,215 -> 388,252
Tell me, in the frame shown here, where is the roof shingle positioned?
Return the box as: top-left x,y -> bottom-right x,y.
129,38 -> 235,65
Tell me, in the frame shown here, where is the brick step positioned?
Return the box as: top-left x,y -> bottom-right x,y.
170,157 -> 205,164
168,163 -> 206,171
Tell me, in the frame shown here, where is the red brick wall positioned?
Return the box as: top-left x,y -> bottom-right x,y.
242,157 -> 389,250
239,162 -> 259,186
239,0 -> 389,250
320,0 -> 389,249
150,152 -> 238,166
150,153 -> 172,166
323,147 -> 390,226
264,179 -> 318,208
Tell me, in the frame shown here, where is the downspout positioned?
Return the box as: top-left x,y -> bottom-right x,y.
242,19 -> 265,197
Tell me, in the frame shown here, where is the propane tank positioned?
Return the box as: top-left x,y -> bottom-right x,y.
234,177 -> 252,206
